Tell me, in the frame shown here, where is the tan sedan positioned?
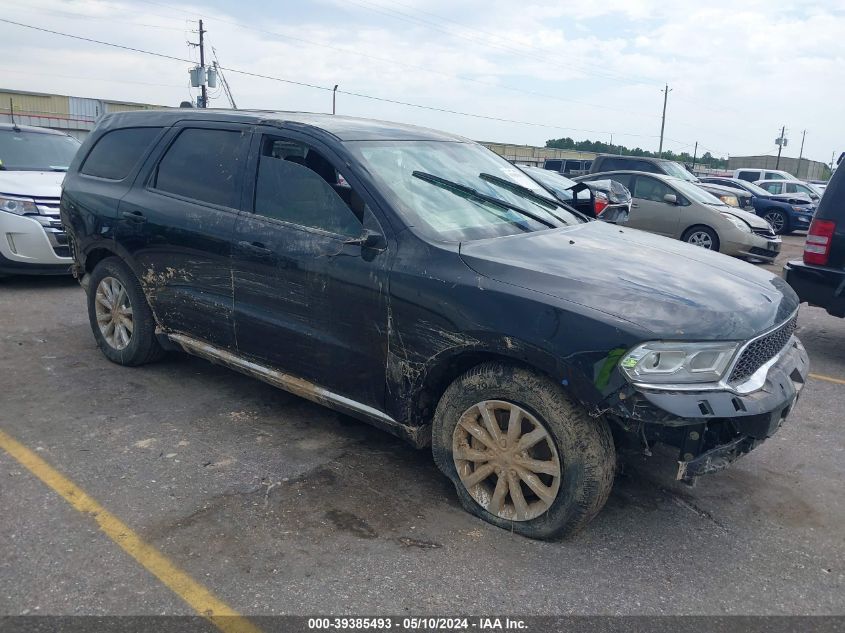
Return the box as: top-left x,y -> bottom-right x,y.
577,170 -> 781,262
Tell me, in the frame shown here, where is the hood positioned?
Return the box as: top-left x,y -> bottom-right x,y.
721,208 -> 772,229
768,192 -> 813,206
0,170 -> 65,198
460,222 -> 798,341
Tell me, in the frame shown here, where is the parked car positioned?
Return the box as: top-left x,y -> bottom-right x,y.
733,168 -> 795,182
62,110 -> 808,540
699,177 -> 816,234
807,181 -> 826,196
542,158 -> 593,177
520,164 -> 631,223
785,165 -> 845,318
755,179 -> 821,203
697,182 -> 754,210
589,154 -> 698,182
577,171 -> 780,262
0,122 -> 80,276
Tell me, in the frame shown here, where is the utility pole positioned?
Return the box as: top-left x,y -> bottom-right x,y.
198,19 -> 207,108
775,125 -> 787,169
691,141 -> 698,172
332,85 -> 338,115
798,130 -> 806,161
658,84 -> 671,157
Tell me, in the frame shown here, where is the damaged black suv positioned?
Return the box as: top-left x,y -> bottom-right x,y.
61,110 -> 808,539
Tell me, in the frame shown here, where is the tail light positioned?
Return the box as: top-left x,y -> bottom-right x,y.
593,191 -> 609,216
804,219 -> 836,266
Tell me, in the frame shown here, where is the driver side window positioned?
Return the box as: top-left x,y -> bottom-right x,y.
633,176 -> 673,203
253,137 -> 363,237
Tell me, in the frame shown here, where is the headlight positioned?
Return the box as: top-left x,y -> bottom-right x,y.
0,195 -> 38,215
721,213 -> 751,232
792,205 -> 809,213
620,341 -> 740,385
719,194 -> 739,207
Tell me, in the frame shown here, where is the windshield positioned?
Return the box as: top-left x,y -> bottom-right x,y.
345,140 -> 583,241
726,180 -> 769,196
660,160 -> 697,182
520,166 -> 579,201
673,179 -> 727,206
0,129 -> 81,171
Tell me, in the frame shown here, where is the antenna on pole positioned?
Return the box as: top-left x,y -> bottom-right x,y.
211,46 -> 237,109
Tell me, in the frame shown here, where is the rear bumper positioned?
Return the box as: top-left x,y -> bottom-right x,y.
784,259 -> 845,318
0,210 -> 72,274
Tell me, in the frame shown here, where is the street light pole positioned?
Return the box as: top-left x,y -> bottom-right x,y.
658,84 -> 671,157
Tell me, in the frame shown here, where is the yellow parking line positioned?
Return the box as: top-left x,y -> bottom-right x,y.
0,429 -> 262,633
809,372 -> 845,386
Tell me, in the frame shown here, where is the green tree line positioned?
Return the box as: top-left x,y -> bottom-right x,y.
545,137 -> 728,169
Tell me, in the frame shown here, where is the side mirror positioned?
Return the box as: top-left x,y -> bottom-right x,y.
345,228 -> 384,249
663,193 -> 678,204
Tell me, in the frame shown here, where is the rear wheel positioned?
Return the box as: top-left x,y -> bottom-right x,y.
432,363 -> 616,540
87,257 -> 163,366
682,225 -> 720,251
763,209 -> 789,235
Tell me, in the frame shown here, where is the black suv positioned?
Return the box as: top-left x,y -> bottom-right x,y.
61,110 -> 808,539
785,165 -> 845,317
589,154 -> 698,182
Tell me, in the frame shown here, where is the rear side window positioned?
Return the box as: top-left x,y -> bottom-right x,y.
80,127 -> 162,180
737,170 -> 759,182
153,128 -> 242,208
765,172 -> 786,180
544,160 -> 562,171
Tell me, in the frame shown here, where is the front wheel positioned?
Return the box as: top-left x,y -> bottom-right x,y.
87,257 -> 163,366
432,363 -> 616,540
763,209 -> 789,235
682,225 -> 720,251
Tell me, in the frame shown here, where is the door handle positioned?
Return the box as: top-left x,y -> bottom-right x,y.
120,210 -> 146,223
237,240 -> 272,255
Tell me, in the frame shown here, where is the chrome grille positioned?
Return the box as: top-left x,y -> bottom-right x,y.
32,195 -> 61,216
751,225 -> 776,239
729,316 -> 798,383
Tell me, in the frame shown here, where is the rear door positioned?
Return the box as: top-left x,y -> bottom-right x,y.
628,174 -> 681,236
116,122 -> 250,349
231,128 -> 391,409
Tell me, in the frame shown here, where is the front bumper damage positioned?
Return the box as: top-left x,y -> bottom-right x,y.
606,336 -> 808,484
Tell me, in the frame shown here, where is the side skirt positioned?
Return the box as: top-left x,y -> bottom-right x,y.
167,333 -> 431,448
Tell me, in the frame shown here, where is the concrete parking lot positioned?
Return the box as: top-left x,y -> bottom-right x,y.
1,234 -> 843,618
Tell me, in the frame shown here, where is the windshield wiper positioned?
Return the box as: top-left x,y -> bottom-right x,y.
479,172 -> 586,224
411,171 -> 557,229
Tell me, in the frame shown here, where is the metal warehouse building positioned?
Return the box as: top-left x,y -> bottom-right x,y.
0,88 -> 162,140
728,155 -> 830,180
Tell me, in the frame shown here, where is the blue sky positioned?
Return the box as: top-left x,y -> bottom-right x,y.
1,0 -> 843,163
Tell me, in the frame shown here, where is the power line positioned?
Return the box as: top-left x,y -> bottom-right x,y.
0,17 -> 663,140
124,0 -> 662,121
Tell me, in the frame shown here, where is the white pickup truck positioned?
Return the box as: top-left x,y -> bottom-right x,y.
0,122 -> 80,276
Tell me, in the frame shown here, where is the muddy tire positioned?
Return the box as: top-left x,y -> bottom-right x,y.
432,362 -> 615,540
87,257 -> 163,366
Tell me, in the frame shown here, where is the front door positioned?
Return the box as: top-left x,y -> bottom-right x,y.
628,175 -> 681,237
232,130 -> 390,410
115,124 -> 250,349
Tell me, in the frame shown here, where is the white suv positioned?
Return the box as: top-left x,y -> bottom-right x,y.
733,168 -> 795,182
0,123 -> 80,275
